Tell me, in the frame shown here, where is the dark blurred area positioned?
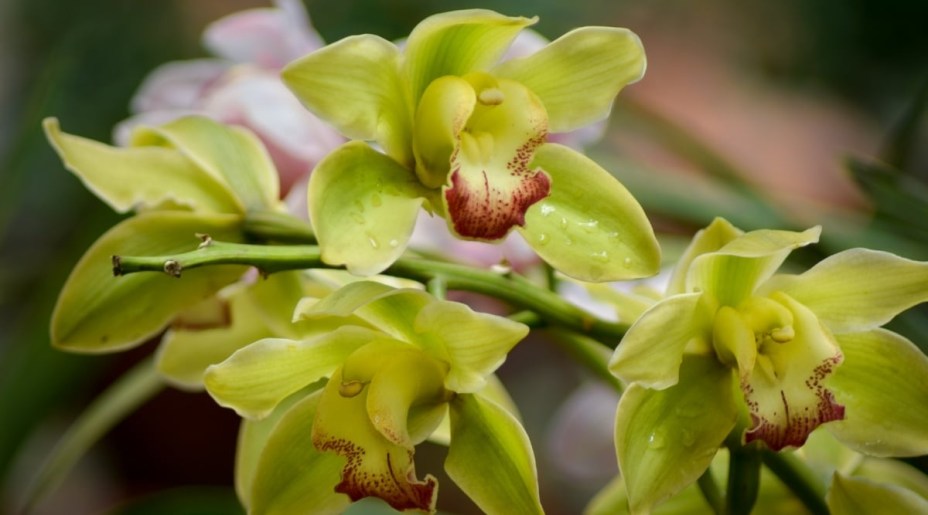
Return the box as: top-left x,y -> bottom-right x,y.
1,0 -> 926,513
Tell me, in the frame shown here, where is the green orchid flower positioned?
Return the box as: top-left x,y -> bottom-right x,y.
203,281 -> 543,513
608,218 -> 928,513
282,9 -> 660,280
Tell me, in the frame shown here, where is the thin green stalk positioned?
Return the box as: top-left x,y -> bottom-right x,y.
761,449 -> 829,515
113,240 -> 629,344
725,441 -> 762,515
427,275 -> 447,300
697,467 -> 724,515
19,356 -> 164,513
546,328 -> 623,392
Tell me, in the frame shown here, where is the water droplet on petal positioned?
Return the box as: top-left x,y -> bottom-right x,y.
591,250 -> 609,263
389,239 -> 399,248
367,235 -> 380,249
537,233 -> 549,246
540,204 -> 555,217
559,217 -> 568,229
648,431 -> 667,449
623,257 -> 633,267
371,193 -> 383,207
681,429 -> 696,447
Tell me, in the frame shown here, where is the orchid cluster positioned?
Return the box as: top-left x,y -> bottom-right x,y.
36,3 -> 928,515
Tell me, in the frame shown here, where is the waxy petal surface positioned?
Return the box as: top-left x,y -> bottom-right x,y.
828,329 -> 928,457
308,142 -> 429,275
666,217 -> 742,296
827,473 -> 928,515
519,143 -> 661,281
413,75 -> 476,188
494,27 -> 646,132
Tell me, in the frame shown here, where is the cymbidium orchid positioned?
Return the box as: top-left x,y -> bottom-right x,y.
608,217 -> 928,513
282,9 -> 660,279
203,281 -> 543,513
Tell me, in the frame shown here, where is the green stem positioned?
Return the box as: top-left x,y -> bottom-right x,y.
113,240 -> 628,345
725,441 -> 762,515
547,328 -> 623,392
19,356 -> 164,513
697,466 -> 725,515
761,450 -> 829,515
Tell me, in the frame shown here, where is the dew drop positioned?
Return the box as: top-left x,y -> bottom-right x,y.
537,233 -> 549,246
559,217 -> 569,229
371,193 -> 383,207
591,250 -> 609,263
648,431 -> 666,449
623,257 -> 633,267
388,239 -> 399,248
565,237 -> 574,246
681,429 -> 696,447
367,235 -> 380,249
540,204 -> 555,217
351,213 -> 365,224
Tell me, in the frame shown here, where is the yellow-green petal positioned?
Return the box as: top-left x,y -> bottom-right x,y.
686,226 -> 821,306
494,27 -> 646,132
827,473 -> 928,515
52,211 -> 246,352
827,329 -> 928,457
759,248 -> 928,334
203,326 -> 381,419
44,118 -> 241,214
249,389 -> 351,515
133,116 -> 280,211
308,142 -> 430,275
610,292 -> 709,389
667,217 -> 742,296
412,75 -> 476,189
519,143 -> 661,281
313,368 -> 438,512
445,393 -> 544,515
615,355 -> 738,515
282,35 -> 412,165
403,9 -> 535,102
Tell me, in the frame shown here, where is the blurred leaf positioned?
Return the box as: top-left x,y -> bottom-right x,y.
847,158 -> 928,243
106,486 -> 244,515
879,76 -> 928,173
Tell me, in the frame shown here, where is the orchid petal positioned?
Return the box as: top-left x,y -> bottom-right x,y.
667,217 -> 742,296
402,9 -> 535,102
853,458 -> 928,499
741,292 -> 844,451
610,292 -> 709,389
412,75 -> 476,189
245,271 -> 310,338
827,329 -> 928,457
282,35 -> 412,164
157,287 -> 274,389
129,59 -> 228,112
686,226 -> 821,306
615,355 -> 738,515
44,118 -> 240,214
313,367 -> 438,512
133,116 -> 280,210
519,143 -> 661,281
51,211 -> 246,352
442,75 -> 551,240
494,27 -> 646,132
308,142 -> 429,275
827,473 -> 928,514
445,393 -> 544,514
249,389 -> 351,515
759,248 -> 928,333
203,326 -> 380,419
413,300 -> 529,393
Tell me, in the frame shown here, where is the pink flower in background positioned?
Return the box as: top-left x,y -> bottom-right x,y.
115,0 -> 343,198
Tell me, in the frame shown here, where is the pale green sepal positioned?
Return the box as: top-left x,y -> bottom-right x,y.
615,355 -> 738,515
609,292 -> 708,389
413,75 -> 476,189
235,382 -> 325,509
494,27 -> 645,133
282,35 -> 411,165
519,143 -> 660,281
759,249 -> 928,333
203,326 -> 381,419
686,226 -> 821,307
308,141 -> 430,275
249,389 -> 351,515
429,373 -> 520,446
827,329 -> 928,457
156,287 -> 274,389
51,211 -> 246,353
134,116 -> 280,211
414,300 -> 529,393
854,458 -> 928,500
445,393 -> 544,515
44,118 -> 241,214
403,9 -> 536,102
247,271 -> 311,338
667,218 -> 742,296
827,473 -> 928,515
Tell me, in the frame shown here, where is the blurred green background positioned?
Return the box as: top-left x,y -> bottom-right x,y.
1,0 -> 926,513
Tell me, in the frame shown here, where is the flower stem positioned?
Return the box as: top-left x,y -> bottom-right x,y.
725,441 -> 762,515
761,449 -> 829,515
697,466 -> 724,515
547,328 -> 623,392
113,240 -> 628,345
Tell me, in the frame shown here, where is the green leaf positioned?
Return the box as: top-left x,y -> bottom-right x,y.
282,35 -> 412,165
52,211 -> 246,352
156,285 -> 275,389
445,393 -> 544,514
204,325 -> 381,419
759,248 -> 928,334
519,143 -> 661,281
133,116 -> 280,212
615,355 -> 738,514
249,390 -> 351,515
44,118 -> 241,214
308,142 -> 429,275
403,9 -> 535,102
827,473 -> 928,515
494,27 -> 646,133
687,226 -> 821,307
827,329 -> 928,457
609,292 -> 708,389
